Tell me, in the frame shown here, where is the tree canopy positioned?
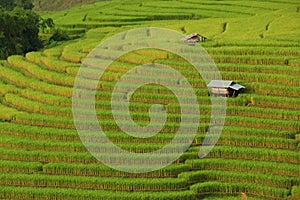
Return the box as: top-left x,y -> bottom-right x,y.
0,0 -> 54,59
0,0 -> 34,11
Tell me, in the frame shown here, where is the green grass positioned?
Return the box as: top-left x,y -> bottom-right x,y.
33,0 -> 103,11
0,0 -> 299,199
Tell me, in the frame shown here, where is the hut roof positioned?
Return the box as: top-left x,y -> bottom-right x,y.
183,33 -> 199,40
229,83 -> 245,90
183,33 -> 207,39
207,80 -> 245,91
208,80 -> 233,88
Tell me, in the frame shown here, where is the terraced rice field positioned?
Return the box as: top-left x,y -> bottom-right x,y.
0,0 -> 299,199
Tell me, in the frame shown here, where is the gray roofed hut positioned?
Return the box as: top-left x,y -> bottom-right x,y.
183,33 -> 207,45
207,80 -> 245,97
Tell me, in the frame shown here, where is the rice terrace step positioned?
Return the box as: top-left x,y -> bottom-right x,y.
0,0 -> 299,199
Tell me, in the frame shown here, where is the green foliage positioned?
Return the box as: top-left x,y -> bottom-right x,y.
0,104 -> 23,121
0,185 -> 195,199
0,8 -> 42,59
0,5 -> 55,59
0,0 -> 34,11
247,82 -> 300,98
7,55 -> 75,86
245,94 -> 300,110
203,197 -> 260,200
0,160 -> 42,173
15,112 -> 75,128
292,186 -> 300,199
179,170 -> 300,188
220,126 -> 296,139
224,116 -> 300,131
0,0 -> 15,11
33,0 -> 101,11
0,63 -> 73,96
49,29 -> 70,42
0,0 -> 299,199
61,42 -> 87,63
41,54 -> 80,72
43,45 -> 64,57
188,146 -> 300,164
19,88 -> 72,107
39,17 -> 55,32
15,0 -> 34,10
25,51 -> 42,64
186,158 -> 300,177
0,78 -> 20,95
0,172 -> 188,191
296,134 -> 300,143
190,181 -> 290,199
0,146 -> 95,163
43,162 -> 190,178
0,122 -> 78,141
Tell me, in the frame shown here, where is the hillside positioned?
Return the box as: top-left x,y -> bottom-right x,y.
33,0 -> 103,11
0,0 -> 300,199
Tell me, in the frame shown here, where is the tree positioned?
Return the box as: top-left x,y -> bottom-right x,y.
0,0 -> 34,11
49,29 -> 70,42
0,7 -> 53,59
40,17 -> 55,32
15,0 -> 34,10
0,0 -> 16,11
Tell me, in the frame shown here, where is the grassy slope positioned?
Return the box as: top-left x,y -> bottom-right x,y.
0,0 -> 299,199
33,0 -> 104,11
41,0 -> 300,42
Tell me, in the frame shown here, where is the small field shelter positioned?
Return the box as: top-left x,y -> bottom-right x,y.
207,80 -> 245,97
183,33 -> 207,45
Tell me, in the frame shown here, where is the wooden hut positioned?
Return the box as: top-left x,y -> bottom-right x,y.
207,80 -> 245,97
183,33 -> 207,45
